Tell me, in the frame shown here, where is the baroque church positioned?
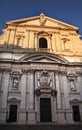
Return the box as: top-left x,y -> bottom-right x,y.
0,13 -> 82,124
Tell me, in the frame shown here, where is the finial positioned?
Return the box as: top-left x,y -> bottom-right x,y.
40,8 -> 44,14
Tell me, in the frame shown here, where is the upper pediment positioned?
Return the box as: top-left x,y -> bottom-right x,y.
6,13 -> 78,30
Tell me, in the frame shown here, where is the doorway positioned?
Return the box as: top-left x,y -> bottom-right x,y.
40,98 -> 52,122
9,105 -> 17,122
72,105 -> 81,122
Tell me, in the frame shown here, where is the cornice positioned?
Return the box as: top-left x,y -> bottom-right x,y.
11,24 -> 77,31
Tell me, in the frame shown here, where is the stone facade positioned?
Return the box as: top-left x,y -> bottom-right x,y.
0,13 -> 82,124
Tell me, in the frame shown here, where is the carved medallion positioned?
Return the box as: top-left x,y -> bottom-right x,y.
39,70 -> 50,86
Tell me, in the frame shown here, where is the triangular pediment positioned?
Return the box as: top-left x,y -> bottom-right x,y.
6,13 -> 78,30
19,52 -> 68,64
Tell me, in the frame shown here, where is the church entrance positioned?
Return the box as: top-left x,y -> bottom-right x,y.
9,105 -> 17,122
40,98 -> 52,122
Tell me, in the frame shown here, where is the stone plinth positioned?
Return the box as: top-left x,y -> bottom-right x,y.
18,110 -> 26,123
27,110 -> 36,124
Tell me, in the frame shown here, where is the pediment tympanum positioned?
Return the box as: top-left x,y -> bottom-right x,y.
6,13 -> 78,30
19,52 -> 68,64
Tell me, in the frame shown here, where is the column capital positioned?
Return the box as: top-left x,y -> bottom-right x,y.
76,71 -> 82,76
22,69 -> 28,74
54,70 -> 67,76
28,69 -> 35,74
3,68 -> 11,73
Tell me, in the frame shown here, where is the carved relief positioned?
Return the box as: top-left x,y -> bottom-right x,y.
39,70 -> 51,86
39,13 -> 46,26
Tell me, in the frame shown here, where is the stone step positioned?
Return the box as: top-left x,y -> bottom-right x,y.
0,124 -> 82,130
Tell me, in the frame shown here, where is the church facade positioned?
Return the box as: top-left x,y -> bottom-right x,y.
0,13 -> 82,124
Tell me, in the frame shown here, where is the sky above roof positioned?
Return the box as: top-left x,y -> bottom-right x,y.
0,0 -> 82,39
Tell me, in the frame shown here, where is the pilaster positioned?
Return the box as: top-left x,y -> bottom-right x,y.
9,29 -> 15,44
23,30 -> 28,48
55,32 -> 61,51
52,33 -> 56,52
77,72 -> 82,100
29,31 -> 34,48
19,69 -> 27,123
0,69 -> 3,91
63,72 -> 70,109
55,71 -> 62,109
1,69 -> 10,122
27,69 -> 36,124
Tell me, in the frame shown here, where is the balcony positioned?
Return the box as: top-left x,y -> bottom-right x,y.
36,48 -> 50,52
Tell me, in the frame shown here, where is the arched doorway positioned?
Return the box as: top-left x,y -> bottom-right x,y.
39,38 -> 47,48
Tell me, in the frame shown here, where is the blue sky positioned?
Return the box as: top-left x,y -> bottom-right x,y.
0,0 -> 82,39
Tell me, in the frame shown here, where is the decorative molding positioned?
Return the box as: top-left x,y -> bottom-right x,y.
67,73 -> 78,81
10,71 -> 22,80
8,96 -> 21,102
38,70 -> 51,86
35,87 -> 57,97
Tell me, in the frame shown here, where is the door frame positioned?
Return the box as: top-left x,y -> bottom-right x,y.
8,105 -> 17,122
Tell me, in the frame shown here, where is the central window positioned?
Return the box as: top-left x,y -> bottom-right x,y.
39,38 -> 47,48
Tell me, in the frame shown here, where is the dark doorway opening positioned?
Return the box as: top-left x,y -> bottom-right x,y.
72,105 -> 81,122
8,105 -> 17,122
39,38 -> 47,48
40,98 -> 52,122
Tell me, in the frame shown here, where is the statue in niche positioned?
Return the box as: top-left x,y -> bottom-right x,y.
70,80 -> 76,91
13,77 -> 19,88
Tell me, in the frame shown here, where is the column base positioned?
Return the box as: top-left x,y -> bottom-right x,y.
0,110 -> 7,123
66,110 -> 74,123
27,110 -> 36,124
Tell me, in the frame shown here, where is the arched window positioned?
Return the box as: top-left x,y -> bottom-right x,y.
39,38 -> 47,48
